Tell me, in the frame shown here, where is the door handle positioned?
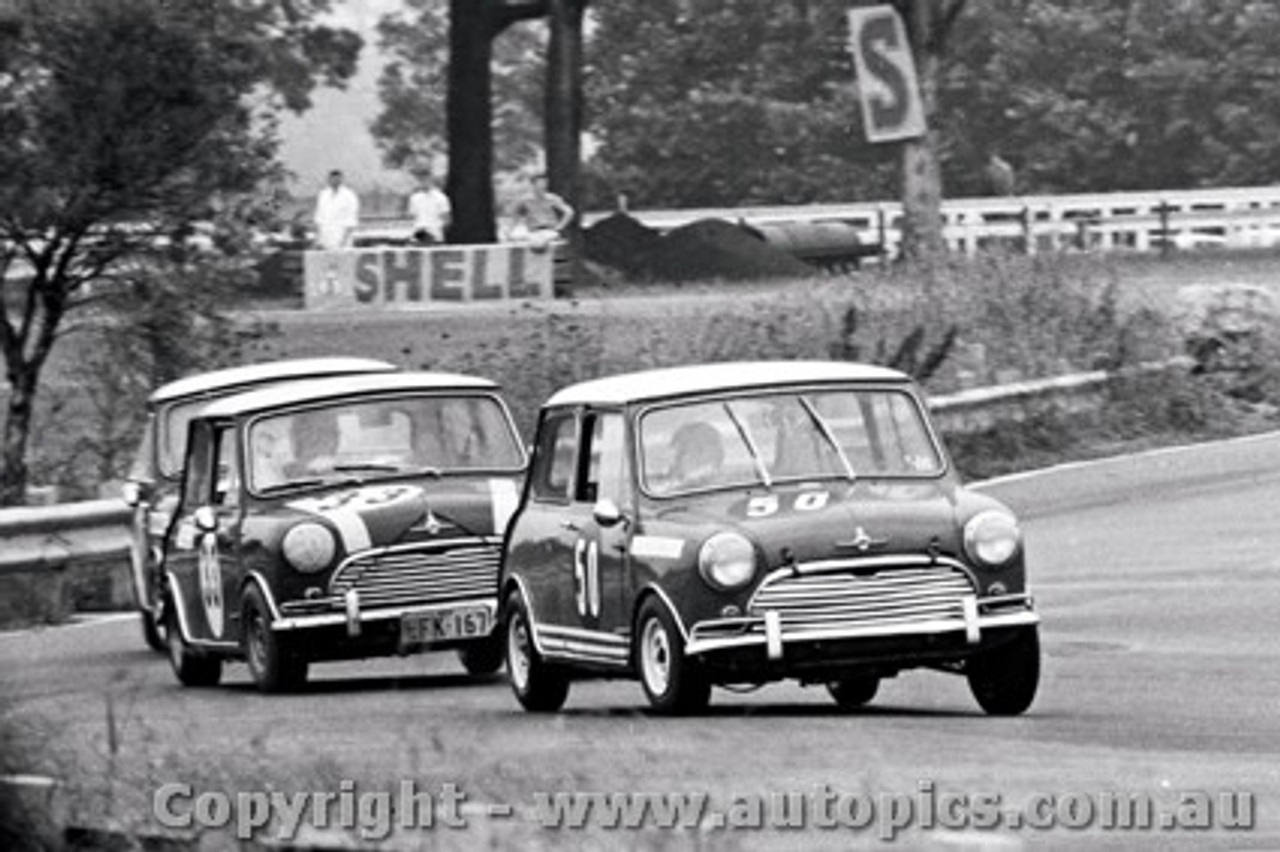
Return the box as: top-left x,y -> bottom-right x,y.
560,520 -> 581,532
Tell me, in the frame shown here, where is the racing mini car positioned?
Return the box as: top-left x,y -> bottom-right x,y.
500,361 -> 1040,715
161,371 -> 527,691
122,358 -> 396,651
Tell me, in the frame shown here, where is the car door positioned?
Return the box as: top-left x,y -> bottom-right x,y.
165,420 -> 243,650
571,410 -> 632,640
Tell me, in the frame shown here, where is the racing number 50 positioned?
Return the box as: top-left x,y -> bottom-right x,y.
574,539 -> 601,619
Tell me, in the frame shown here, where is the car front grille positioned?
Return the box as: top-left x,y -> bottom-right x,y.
749,561 -> 976,634
328,540 -> 500,609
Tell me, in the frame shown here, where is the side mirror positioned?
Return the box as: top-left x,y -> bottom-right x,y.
593,498 -> 626,528
121,481 -> 143,507
193,506 -> 218,533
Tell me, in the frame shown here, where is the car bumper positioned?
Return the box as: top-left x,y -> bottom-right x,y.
685,593 -> 1038,662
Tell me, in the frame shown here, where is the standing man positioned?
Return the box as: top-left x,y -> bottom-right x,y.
507,172 -> 574,249
313,169 -> 361,250
406,171 -> 452,245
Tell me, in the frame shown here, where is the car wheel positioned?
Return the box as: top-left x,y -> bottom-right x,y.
636,598 -> 710,715
826,675 -> 880,710
967,626 -> 1040,716
242,586 -> 308,693
504,591 -> 569,712
457,634 -> 505,676
165,604 -> 221,688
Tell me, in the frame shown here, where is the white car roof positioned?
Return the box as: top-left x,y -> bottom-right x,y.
545,361 -> 911,407
149,357 -> 396,404
199,372 -> 500,419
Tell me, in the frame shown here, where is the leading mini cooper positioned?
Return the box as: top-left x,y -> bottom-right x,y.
122,358 -> 396,652
162,372 -> 527,691
500,361 -> 1040,715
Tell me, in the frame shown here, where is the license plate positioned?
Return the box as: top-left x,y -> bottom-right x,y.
400,606 -> 492,645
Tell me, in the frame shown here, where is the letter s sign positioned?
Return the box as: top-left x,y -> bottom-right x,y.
847,7 -> 926,143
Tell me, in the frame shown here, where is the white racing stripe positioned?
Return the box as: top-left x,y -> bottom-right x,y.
287,497 -> 373,553
631,535 -> 685,560
490,478 -> 519,535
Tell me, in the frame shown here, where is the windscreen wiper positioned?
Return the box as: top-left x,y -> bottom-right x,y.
799,396 -> 857,482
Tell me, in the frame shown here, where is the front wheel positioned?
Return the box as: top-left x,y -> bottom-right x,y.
504,592 -> 569,712
967,627 -> 1040,716
166,605 -> 221,687
827,675 -> 880,710
635,598 -> 710,715
242,586 -> 308,693
457,634 -> 505,676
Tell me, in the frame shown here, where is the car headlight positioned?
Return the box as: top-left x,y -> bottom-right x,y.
963,510 -> 1021,568
282,522 -> 337,573
698,532 -> 757,590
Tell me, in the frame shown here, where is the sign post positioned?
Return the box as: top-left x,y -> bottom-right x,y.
846,6 -> 926,143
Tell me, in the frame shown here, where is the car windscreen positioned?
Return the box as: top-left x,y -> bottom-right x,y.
639,387 -> 943,497
246,394 -> 524,493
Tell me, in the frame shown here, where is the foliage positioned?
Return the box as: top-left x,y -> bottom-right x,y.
0,0 -> 359,504
373,0 -> 545,175
582,0 -> 1280,207
584,0 -> 898,209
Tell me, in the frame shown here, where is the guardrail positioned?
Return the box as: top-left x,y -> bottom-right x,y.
0,357 -> 1195,621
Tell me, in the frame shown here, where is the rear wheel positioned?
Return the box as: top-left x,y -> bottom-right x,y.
457,634 -> 505,676
504,592 -> 569,712
827,675 -> 880,710
165,604 -> 221,688
967,627 -> 1040,716
242,586 -> 308,693
636,598 -> 710,715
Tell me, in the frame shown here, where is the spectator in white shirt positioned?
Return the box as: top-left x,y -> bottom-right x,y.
313,169 -> 360,250
406,172 -> 452,245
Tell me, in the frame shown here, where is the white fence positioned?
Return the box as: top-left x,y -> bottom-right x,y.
582,184 -> 1280,258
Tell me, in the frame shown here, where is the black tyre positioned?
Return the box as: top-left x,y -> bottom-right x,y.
242,586 -> 308,693
635,598 -> 710,715
457,633 -> 505,676
165,604 -> 222,688
967,626 -> 1040,716
504,592 -> 569,712
826,675 -> 880,710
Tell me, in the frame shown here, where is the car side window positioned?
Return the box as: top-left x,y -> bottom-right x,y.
213,426 -> 240,508
531,411 -> 577,502
576,411 -> 627,507
182,421 -> 216,507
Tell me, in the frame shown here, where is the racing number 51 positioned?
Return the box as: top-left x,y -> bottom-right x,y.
574,538 -> 601,619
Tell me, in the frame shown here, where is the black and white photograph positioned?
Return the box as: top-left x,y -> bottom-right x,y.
1,1 -> 1278,849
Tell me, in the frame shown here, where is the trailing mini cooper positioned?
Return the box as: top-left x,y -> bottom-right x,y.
161,372 -> 527,691
123,358 -> 396,652
500,361 -> 1040,715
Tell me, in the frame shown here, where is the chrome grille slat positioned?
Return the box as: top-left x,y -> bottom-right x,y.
750,561 -> 976,634
330,541 -> 499,608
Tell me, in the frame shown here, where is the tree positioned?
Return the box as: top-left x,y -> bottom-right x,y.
586,1 -> 897,209
0,0 -> 360,505
373,0 -> 544,179
879,0 -> 968,262
444,0 -> 549,243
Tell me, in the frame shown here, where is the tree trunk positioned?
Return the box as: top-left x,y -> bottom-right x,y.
446,0 -> 500,243
897,2 -> 947,263
1,368 -> 37,506
544,0 -> 586,284
898,46 -> 945,263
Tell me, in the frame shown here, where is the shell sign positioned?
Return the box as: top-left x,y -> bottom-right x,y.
303,244 -> 555,309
